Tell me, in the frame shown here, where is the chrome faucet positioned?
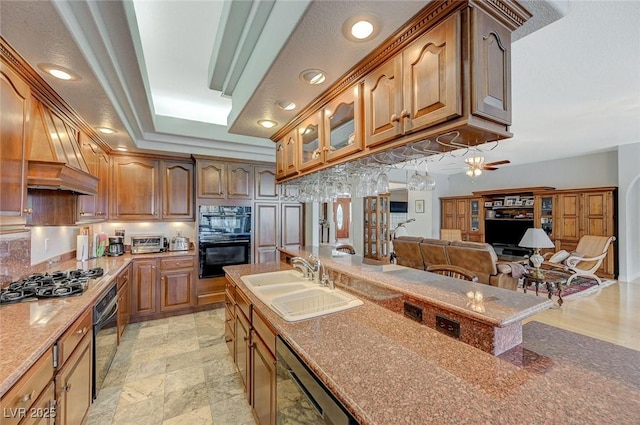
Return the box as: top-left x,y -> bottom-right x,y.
291,256 -> 315,280
309,255 -> 334,289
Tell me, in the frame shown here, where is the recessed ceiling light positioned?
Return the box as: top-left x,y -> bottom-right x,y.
258,119 -> 277,129
351,20 -> 374,39
299,69 -> 326,85
37,63 -> 81,81
275,100 -> 297,111
96,127 -> 117,135
116,147 -> 128,152
342,15 -> 380,42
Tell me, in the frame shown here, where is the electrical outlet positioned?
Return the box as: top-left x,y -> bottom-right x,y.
436,314 -> 460,339
404,302 -> 423,323
44,238 -> 49,252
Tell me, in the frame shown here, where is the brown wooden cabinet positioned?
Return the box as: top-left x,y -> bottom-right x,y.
131,259 -> 159,319
78,134 -> 109,221
254,203 -> 279,264
297,111 -> 324,172
111,156 -> 161,221
162,161 -> 194,220
21,382 -> 55,425
159,256 -> 195,312
0,60 -> 30,218
254,166 -> 278,200
363,14 -> 460,148
54,331 -> 92,425
235,299 -> 251,395
363,194 -> 390,262
228,163 -> 254,199
116,265 -> 131,343
323,85 -> 362,163
275,130 -> 298,180
251,309 -> 276,425
0,349 -> 54,425
281,203 -> 304,251
196,159 -> 226,198
440,196 -> 483,241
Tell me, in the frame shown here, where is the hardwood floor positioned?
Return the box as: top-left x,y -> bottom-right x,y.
523,278 -> 640,351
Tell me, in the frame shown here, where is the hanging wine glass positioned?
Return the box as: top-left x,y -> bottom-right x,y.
424,162 -> 436,191
376,167 -> 389,194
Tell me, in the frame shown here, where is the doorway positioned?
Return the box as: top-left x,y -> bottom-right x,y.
334,197 -> 350,240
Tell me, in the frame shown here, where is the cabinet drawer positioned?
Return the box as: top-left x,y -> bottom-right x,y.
225,303 -> 235,330
252,308 -> 276,355
56,308 -> 91,368
117,266 -> 130,290
235,287 -> 251,322
20,381 -> 55,425
160,256 -> 194,271
0,349 -> 54,425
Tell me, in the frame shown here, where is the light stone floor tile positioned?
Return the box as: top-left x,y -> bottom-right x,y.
90,311 -> 256,425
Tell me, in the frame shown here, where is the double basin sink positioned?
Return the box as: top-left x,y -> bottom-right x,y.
240,270 -> 363,321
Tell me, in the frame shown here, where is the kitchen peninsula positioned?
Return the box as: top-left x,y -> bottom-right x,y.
223,248 -> 640,425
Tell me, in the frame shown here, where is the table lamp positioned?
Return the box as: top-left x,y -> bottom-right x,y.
518,228 -> 555,279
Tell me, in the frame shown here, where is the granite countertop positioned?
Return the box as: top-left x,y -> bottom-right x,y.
225,261 -> 640,425
0,250 -> 196,397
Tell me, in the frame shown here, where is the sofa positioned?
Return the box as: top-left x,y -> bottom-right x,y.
393,236 -> 519,290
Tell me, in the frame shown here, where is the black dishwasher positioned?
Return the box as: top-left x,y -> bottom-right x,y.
276,336 -> 358,425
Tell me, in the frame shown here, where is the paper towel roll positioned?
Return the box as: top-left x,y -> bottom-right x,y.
77,235 -> 89,261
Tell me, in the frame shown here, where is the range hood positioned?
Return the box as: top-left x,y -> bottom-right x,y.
27,101 -> 98,195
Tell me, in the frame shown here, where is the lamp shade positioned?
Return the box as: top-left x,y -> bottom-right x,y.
518,228 -> 555,249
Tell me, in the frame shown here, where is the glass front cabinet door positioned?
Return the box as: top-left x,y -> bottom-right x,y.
297,111 -> 323,171
324,85 -> 362,162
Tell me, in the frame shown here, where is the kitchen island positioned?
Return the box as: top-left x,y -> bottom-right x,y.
224,252 -> 640,424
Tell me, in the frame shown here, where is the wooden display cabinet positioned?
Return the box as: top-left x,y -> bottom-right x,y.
363,194 -> 390,263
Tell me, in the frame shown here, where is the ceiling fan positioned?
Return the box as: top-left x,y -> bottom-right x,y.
464,156 -> 510,177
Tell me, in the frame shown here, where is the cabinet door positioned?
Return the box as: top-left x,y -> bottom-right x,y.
251,332 -> 276,425
159,269 -> 194,312
78,138 -> 98,218
455,199 -> 469,234
21,382 -> 55,425
131,259 -> 158,317
402,13 -> 461,133
557,193 -> 580,241
254,166 -> 278,200
0,61 -> 30,217
470,7 -> 512,125
228,163 -> 254,199
254,203 -> 279,263
162,161 -> 194,220
235,309 -> 251,395
55,334 -> 92,425
281,203 -> 304,250
363,55 -> 403,147
324,85 -> 362,162
298,111 -> 324,171
275,140 -> 286,180
197,160 -> 226,198
582,191 -> 612,236
441,199 -> 456,229
111,157 -> 160,220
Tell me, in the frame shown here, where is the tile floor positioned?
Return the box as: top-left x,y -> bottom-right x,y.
87,309 -> 257,425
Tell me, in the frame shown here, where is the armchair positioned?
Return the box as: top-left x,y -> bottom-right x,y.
543,235 -> 616,285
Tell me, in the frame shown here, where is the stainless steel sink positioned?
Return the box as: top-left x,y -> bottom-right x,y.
240,270 -> 363,321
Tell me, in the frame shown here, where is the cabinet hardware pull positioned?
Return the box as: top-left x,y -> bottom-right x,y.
76,326 -> 88,335
225,338 -> 232,343
23,208 -> 33,214
20,390 -> 36,403
243,336 -> 248,341
64,385 -> 71,392
390,113 -> 400,123
249,343 -> 255,349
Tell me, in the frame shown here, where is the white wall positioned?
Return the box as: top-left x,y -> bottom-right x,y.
617,143 -> 640,282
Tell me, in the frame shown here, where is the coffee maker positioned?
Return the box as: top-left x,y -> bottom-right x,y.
107,236 -> 124,256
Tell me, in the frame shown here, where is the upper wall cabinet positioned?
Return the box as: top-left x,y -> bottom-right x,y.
275,130 -> 298,180
272,1 -> 529,184
78,133 -> 109,221
298,111 -> 323,172
196,159 -> 254,200
163,161 -> 194,220
0,61 -> 30,217
364,14 -> 460,147
324,85 -> 362,162
111,156 -> 161,221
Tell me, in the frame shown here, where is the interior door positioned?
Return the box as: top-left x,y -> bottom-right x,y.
334,198 -> 350,240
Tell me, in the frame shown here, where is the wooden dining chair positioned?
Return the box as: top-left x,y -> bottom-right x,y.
440,229 -> 463,242
427,264 -> 478,282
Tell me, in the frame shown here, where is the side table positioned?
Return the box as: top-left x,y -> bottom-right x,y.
523,270 -> 568,306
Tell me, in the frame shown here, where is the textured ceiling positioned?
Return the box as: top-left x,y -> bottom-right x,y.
1,0 -> 639,174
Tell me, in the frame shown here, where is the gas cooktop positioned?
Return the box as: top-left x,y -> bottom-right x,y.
0,267 -> 104,305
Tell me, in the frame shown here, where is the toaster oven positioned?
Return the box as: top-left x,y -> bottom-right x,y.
130,235 -> 165,254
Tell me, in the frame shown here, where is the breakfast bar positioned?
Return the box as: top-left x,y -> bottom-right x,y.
224,254 -> 640,425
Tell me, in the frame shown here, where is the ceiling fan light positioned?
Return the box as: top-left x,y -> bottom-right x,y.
466,169 -> 474,177
474,168 -> 482,177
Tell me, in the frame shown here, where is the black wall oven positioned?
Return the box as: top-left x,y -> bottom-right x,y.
198,206 -> 251,278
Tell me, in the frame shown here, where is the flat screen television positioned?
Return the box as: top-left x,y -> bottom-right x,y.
484,219 -> 533,248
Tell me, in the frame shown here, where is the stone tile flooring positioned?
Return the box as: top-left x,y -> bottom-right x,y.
87,309 -> 257,425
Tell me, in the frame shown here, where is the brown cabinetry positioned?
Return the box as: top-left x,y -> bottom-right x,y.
363,194 -> 390,262
275,130 -> 298,180
254,202 -> 304,264
254,166 -> 278,200
131,259 -> 159,318
225,278 -> 277,425
228,163 -> 254,199
162,161 -> 194,220
78,134 -> 110,221
111,156 -> 160,221
363,14 -> 460,147
0,60 -> 30,218
440,196 -> 484,241
196,159 -> 253,199
131,255 -> 197,321
297,111 -> 324,172
159,256 -> 195,312
54,330 -> 92,425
